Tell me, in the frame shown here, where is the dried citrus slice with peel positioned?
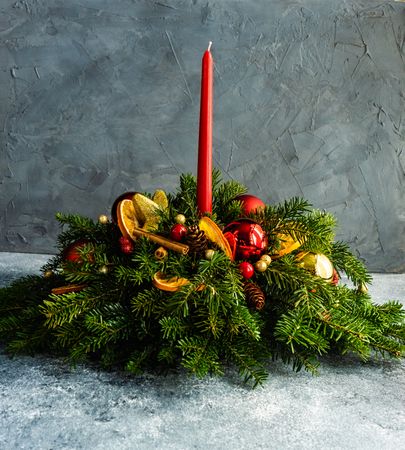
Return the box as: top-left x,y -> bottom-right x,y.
223,231 -> 237,260
153,189 -> 169,210
315,254 -> 334,280
117,199 -> 139,241
198,217 -> 233,260
296,251 -> 334,281
152,272 -> 205,292
271,233 -> 302,258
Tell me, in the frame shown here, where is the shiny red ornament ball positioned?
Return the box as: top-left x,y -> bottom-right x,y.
239,261 -> 255,279
63,239 -> 93,263
119,236 -> 134,254
235,194 -> 266,216
223,219 -> 268,261
170,223 -> 188,242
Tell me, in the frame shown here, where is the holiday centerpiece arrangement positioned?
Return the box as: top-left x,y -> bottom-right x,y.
0,45 -> 404,386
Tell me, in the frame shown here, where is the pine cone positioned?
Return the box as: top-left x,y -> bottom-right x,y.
244,282 -> 265,311
186,225 -> 208,255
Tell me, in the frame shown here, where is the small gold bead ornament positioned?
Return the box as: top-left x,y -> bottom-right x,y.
175,214 -> 186,225
204,249 -> 215,260
43,270 -> 54,278
98,214 -> 109,224
260,254 -> 272,265
254,260 -> 268,272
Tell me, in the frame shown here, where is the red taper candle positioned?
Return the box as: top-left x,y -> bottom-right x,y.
197,42 -> 213,215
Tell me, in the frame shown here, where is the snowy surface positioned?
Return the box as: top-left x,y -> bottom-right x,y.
0,253 -> 404,450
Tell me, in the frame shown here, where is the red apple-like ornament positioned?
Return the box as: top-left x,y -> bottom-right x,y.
223,219 -> 268,261
63,239 -> 93,263
170,223 -> 188,242
235,194 -> 266,216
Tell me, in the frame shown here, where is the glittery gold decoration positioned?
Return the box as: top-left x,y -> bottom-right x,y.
132,193 -> 160,231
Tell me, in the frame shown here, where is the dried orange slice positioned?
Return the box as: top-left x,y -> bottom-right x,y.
152,189 -> 169,210
223,231 -> 237,260
271,233 -> 302,258
152,272 -> 191,292
117,199 -> 139,241
198,217 -> 233,260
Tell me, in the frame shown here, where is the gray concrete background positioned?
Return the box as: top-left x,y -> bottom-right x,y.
0,253 -> 404,449
1,0 -> 404,271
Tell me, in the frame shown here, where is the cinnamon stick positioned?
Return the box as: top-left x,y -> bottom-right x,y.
131,227 -> 189,254
51,284 -> 87,295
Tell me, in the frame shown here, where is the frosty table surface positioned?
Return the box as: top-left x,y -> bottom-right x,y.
0,252 -> 404,450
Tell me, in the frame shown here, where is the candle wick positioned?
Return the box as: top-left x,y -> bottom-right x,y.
207,41 -> 212,52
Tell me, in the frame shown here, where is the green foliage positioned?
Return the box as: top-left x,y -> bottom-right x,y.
0,171 -> 404,387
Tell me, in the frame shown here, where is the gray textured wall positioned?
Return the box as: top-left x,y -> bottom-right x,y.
1,0 -> 404,272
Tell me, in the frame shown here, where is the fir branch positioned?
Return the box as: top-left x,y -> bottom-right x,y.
159,316 -> 189,340
41,287 -> 118,328
225,336 -> 268,387
274,308 -> 331,355
126,347 -> 155,374
329,241 -> 372,286
177,336 -> 223,377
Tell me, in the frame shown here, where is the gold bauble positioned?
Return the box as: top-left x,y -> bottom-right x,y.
254,260 -> 268,272
175,214 -> 186,225
204,249 -> 215,260
43,270 -> 54,278
98,214 -> 109,224
260,254 -> 272,265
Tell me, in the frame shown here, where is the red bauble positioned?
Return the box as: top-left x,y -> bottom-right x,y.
170,223 -> 188,242
223,219 -> 268,261
235,194 -> 266,216
111,191 -> 136,223
239,261 -> 254,279
119,236 -> 134,254
63,239 -> 93,263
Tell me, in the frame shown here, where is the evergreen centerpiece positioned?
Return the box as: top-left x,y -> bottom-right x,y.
0,170 -> 404,387
0,44 -> 404,387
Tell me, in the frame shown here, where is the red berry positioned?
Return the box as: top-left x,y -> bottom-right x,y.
119,236 -> 134,254
170,223 -> 187,242
119,236 -> 131,246
239,261 -> 254,279
121,245 -> 133,254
